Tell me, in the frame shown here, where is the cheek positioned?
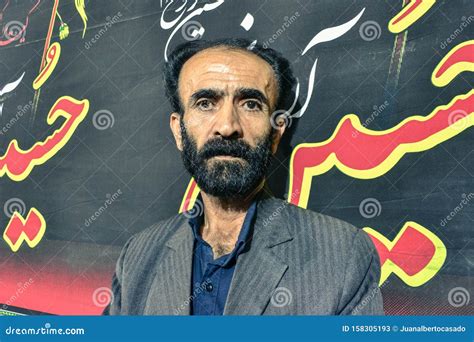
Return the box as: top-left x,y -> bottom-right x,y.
183,115 -> 211,147
241,115 -> 272,140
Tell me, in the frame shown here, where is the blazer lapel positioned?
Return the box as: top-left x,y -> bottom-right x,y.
144,190 -> 293,315
144,219 -> 194,315
224,196 -> 293,315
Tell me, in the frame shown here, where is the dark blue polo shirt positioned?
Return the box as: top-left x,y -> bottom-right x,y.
187,194 -> 258,315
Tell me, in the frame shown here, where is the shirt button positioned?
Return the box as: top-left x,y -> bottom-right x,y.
205,282 -> 214,292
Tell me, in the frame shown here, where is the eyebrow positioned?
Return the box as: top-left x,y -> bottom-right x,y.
188,88 -> 224,106
188,87 -> 270,108
235,88 -> 270,108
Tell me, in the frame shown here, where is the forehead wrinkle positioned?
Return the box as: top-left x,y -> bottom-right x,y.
197,66 -> 266,82
182,48 -> 274,82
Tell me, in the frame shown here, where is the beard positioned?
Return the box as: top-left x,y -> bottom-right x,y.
179,119 -> 274,200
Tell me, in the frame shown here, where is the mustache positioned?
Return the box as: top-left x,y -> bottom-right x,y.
199,138 -> 253,160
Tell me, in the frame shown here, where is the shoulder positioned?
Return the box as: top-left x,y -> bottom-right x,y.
263,197 -> 376,258
120,213 -> 186,264
264,197 -> 360,238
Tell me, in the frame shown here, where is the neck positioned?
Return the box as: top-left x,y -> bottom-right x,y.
199,180 -> 265,258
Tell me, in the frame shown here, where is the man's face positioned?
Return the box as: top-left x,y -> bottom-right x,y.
170,47 -> 285,199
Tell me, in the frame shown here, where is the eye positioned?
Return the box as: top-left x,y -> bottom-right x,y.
243,100 -> 262,111
196,99 -> 215,111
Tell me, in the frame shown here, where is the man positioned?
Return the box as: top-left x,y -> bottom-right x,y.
103,38 -> 384,315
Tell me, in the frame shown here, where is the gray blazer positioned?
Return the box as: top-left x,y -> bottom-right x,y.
104,193 -> 384,315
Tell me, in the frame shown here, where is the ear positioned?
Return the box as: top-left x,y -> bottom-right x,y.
170,112 -> 183,151
270,116 -> 286,155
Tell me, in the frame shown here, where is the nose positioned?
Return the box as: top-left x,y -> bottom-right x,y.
212,101 -> 243,139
